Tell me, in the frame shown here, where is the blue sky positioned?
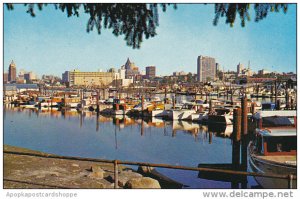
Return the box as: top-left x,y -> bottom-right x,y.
4,4 -> 296,77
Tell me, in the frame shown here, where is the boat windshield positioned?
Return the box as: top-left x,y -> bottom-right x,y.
262,116 -> 294,128
265,136 -> 297,153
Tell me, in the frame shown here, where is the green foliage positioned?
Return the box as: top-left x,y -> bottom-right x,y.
213,3 -> 288,27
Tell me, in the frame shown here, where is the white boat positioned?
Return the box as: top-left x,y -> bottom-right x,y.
171,103 -> 196,120
189,111 -> 209,122
248,116 -> 297,188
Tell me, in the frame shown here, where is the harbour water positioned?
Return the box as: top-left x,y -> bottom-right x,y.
4,104 -> 259,188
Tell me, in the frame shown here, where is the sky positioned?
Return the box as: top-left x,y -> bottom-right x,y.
3,3 -> 297,77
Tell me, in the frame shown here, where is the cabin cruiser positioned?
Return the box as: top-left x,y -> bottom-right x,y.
248,115 -> 297,188
171,103 -> 196,120
208,107 -> 233,125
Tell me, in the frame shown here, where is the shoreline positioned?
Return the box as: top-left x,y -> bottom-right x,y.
4,145 -> 161,189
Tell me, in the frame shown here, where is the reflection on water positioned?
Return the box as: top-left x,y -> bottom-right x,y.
3,104 -> 258,188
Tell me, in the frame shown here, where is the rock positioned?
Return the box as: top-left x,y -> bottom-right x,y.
107,171 -> 143,187
71,163 -> 79,167
89,182 -> 105,189
49,172 -> 60,177
90,165 -> 103,172
124,177 -> 161,189
87,167 -> 105,179
137,166 -> 154,174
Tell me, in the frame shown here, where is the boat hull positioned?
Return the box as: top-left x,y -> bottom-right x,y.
248,143 -> 297,189
172,110 -> 196,120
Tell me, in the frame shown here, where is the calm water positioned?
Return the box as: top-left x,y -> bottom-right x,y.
4,104 -> 258,188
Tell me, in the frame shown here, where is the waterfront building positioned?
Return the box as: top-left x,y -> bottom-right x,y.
8,60 -> 17,82
62,70 -> 115,87
197,55 -> 216,82
145,66 -> 156,79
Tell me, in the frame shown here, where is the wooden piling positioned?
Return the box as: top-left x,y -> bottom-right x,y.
256,84 -> 259,100
209,99 -> 213,114
241,97 -> 248,135
276,99 -> 281,110
271,84 -> 274,100
96,90 -> 100,113
209,132 -> 212,144
172,95 -> 175,110
230,89 -> 233,105
114,160 -> 118,189
290,98 -> 294,110
164,87 -> 167,104
141,95 -> 145,112
275,80 -> 277,103
251,102 -> 255,115
233,108 -> 242,142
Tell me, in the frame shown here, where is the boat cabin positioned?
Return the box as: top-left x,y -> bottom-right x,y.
254,130 -> 296,156
254,116 -> 297,156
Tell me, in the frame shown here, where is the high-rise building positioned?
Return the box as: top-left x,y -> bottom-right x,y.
145,66 -> 156,79
237,62 -> 244,75
8,60 -> 17,82
197,55 -> 216,82
123,58 -> 140,80
216,63 -> 220,72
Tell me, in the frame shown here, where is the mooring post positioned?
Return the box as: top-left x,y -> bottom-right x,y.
288,174 -> 293,189
141,95 -> 145,116
275,80 -> 278,105
164,87 -> 167,105
276,99 -> 281,110
96,90 -> 100,113
209,99 -> 213,114
251,102 -> 255,115
172,94 -> 175,110
271,84 -> 274,100
241,97 -> 248,172
114,160 -> 118,189
232,108 -> 242,188
241,97 -> 248,136
233,108 -> 242,142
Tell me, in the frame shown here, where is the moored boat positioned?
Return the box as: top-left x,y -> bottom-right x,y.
248,115 -> 297,188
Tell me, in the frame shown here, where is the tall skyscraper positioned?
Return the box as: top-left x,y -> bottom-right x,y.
8,60 -> 17,82
197,55 -> 216,82
145,66 -> 156,79
237,62 -> 244,75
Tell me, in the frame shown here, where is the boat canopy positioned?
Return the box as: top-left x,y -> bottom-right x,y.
258,129 -> 296,137
253,110 -> 297,119
262,116 -> 295,128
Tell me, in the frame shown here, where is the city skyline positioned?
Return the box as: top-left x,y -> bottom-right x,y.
4,4 -> 296,77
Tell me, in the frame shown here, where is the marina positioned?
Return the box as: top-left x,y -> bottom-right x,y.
3,3 -> 297,192
3,87 -> 297,188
